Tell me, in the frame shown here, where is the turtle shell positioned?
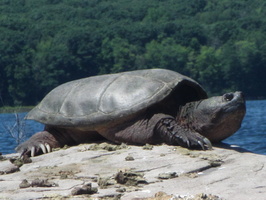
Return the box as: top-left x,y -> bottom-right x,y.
26,69 -> 207,128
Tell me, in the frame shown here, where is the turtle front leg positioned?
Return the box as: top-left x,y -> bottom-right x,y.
154,115 -> 212,150
15,131 -> 62,157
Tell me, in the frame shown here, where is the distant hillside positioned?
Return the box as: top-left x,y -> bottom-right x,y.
1,0 -> 266,105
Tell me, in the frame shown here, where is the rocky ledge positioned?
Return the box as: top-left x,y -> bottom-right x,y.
0,143 -> 265,200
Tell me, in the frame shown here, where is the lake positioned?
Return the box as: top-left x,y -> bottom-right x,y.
0,100 -> 265,155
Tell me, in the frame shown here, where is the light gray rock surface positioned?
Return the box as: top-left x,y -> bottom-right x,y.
0,143 -> 265,200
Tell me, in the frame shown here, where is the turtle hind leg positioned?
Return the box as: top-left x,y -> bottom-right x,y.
154,116 -> 212,150
16,127 -> 104,157
15,130 -> 62,157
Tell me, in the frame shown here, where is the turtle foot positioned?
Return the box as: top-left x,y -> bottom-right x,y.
16,131 -> 60,157
155,118 -> 212,150
172,132 -> 212,150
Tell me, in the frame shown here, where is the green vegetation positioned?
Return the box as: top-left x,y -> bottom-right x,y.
1,0 -> 266,106
0,106 -> 33,114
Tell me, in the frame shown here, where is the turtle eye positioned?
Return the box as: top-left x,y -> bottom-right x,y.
223,93 -> 234,102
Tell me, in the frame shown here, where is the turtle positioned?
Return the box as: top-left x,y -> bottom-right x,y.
16,69 -> 246,157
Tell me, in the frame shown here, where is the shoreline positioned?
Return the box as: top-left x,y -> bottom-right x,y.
0,106 -> 33,114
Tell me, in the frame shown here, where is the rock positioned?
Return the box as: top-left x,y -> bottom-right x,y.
115,170 -> 148,186
143,144 -> 153,150
125,155 -> 134,161
31,178 -> 58,187
71,183 -> 98,195
158,172 -> 177,179
0,143 -> 265,200
98,176 -> 115,188
133,192 -> 223,200
0,159 -> 20,174
19,179 -> 31,188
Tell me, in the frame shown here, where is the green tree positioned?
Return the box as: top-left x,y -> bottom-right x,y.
141,38 -> 189,72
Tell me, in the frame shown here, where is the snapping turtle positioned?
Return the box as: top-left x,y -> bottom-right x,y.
16,69 -> 246,156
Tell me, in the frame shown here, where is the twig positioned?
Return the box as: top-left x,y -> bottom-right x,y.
2,113 -> 27,145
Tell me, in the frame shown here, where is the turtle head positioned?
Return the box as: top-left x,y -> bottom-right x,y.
181,91 -> 246,142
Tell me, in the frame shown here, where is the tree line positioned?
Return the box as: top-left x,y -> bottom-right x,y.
1,0 -> 266,106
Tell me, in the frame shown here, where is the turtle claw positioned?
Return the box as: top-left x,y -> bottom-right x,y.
17,142 -> 53,157
169,130 -> 212,150
40,144 -> 47,154
197,140 -> 205,150
196,138 -> 212,150
23,143 -> 52,157
36,143 -> 52,156
31,147 -> 36,157
186,140 -> 190,148
15,131 -> 59,157
203,138 -> 212,150
45,143 -> 52,153
170,131 -> 212,150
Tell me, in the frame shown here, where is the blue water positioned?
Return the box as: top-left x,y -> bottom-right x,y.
224,100 -> 266,154
0,113 -> 44,155
0,100 -> 265,155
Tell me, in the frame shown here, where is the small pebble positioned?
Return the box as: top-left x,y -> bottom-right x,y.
71,183 -> 98,195
125,155 -> 134,161
143,144 -> 153,150
19,179 -> 31,188
116,187 -> 126,193
158,172 -> 177,179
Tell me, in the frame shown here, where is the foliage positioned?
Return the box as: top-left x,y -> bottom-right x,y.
1,0 -> 266,106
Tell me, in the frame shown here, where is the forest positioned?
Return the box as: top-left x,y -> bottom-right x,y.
1,0 -> 266,106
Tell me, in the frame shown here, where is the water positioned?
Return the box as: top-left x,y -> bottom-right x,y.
0,113 -> 44,155
224,100 -> 266,154
0,100 -> 265,155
